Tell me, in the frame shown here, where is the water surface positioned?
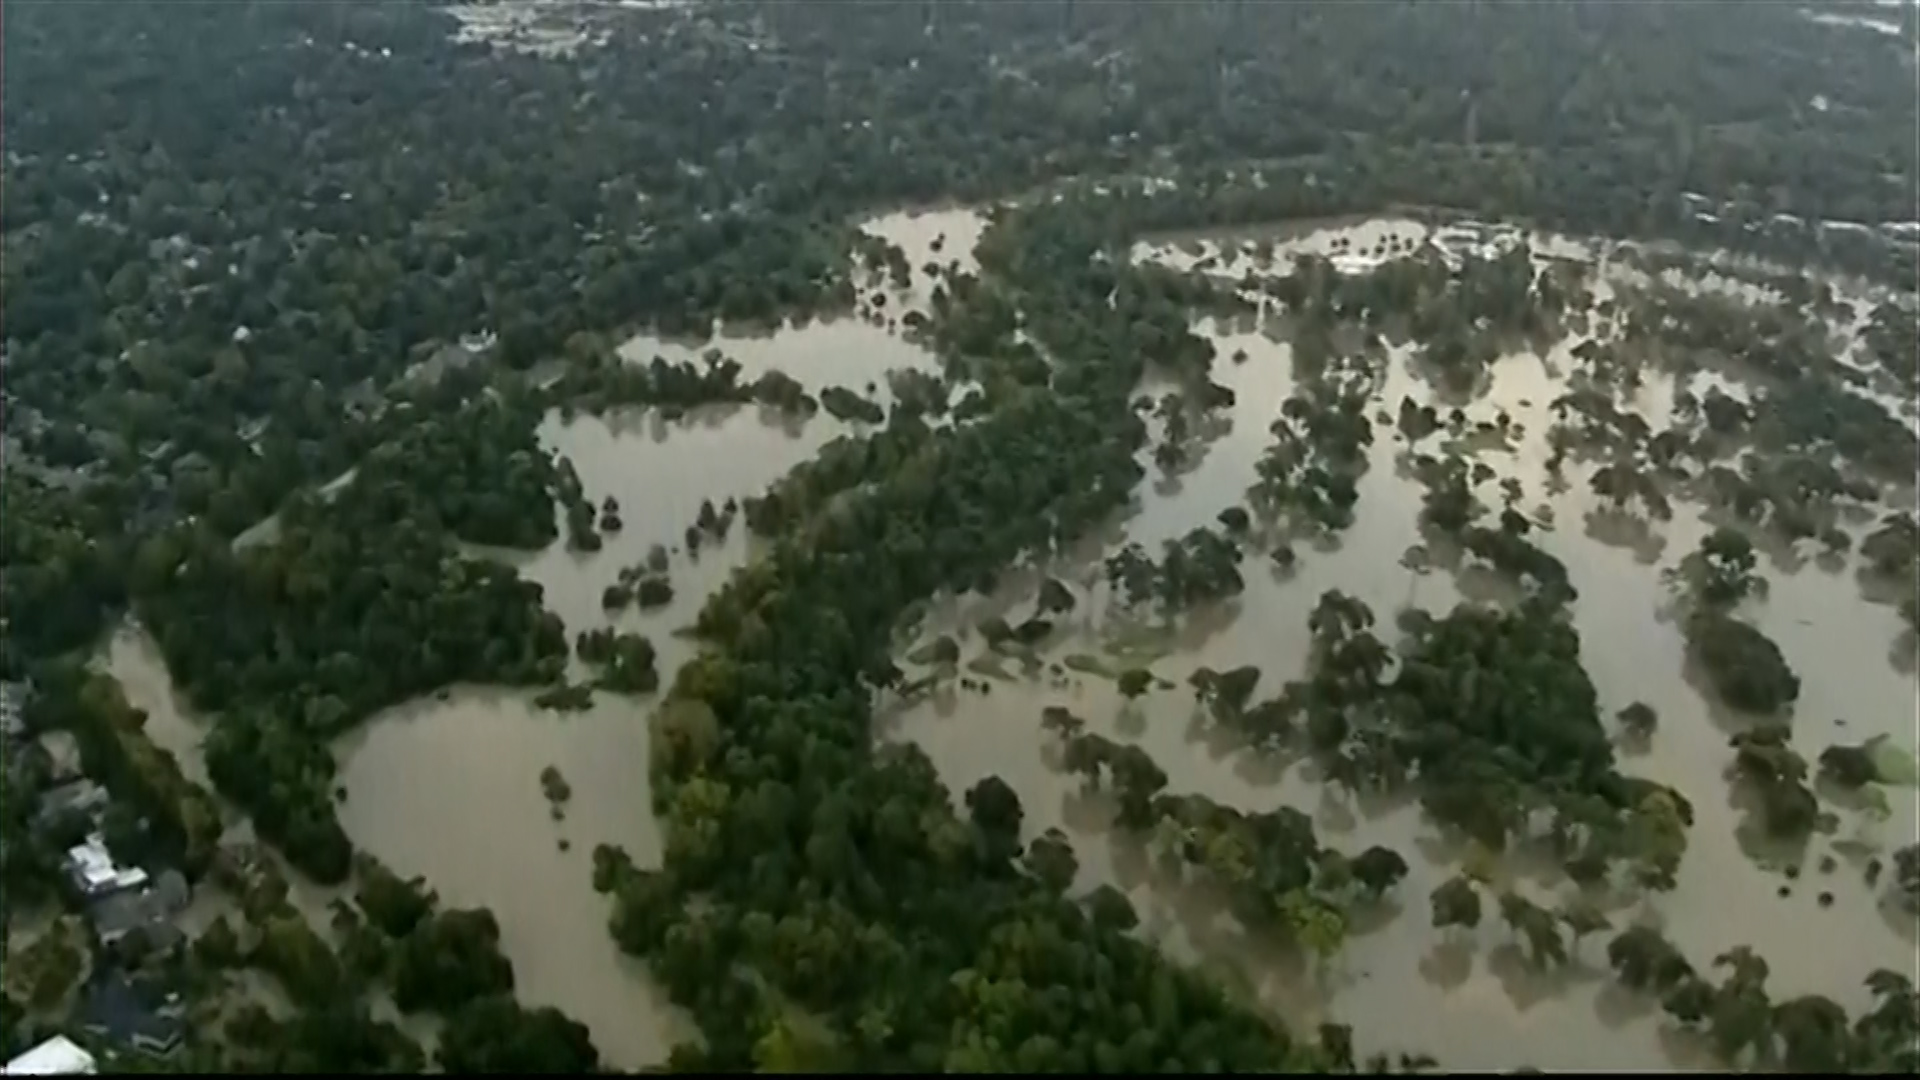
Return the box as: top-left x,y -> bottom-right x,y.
880,223 -> 1920,1071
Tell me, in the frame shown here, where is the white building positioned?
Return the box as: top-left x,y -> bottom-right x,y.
4,1036 -> 97,1075
63,834 -> 148,898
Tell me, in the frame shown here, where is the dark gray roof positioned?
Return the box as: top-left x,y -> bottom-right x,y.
31,780 -> 108,836
80,974 -> 184,1052
87,892 -> 152,938
86,877 -> 189,943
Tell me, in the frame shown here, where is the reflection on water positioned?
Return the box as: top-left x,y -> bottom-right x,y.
881,225 -> 1920,1070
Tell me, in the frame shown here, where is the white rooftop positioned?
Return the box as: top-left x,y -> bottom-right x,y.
65,834 -> 148,895
5,1036 -> 97,1075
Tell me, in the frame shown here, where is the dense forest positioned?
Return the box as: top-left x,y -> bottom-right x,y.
3,0 -> 1916,1073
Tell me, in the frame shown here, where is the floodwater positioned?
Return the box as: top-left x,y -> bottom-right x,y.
881,224 -> 1920,1070
91,207 -> 1914,1070
93,207 -> 989,1069
102,624 -> 348,941
325,208 -> 985,1069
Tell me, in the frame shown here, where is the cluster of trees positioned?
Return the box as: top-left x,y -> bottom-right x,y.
1427,874 -> 1918,1069
185,849 -> 598,1072
555,457 -> 603,554
1666,529 -> 1802,715
132,469 -> 570,882
1622,283 -> 1917,490
1428,874 -> 1615,967
0,473 -> 132,667
350,394 -> 564,551
596,196 -> 1387,1069
603,562 -> 674,614
10,665 -> 223,887
1861,512 -> 1919,581
1045,712 -> 1410,964
1603,930 -> 1919,1071
1727,725 -> 1826,840
819,385 -> 887,425
576,628 -> 660,695
678,497 -> 740,560
548,348 -> 826,422
1410,246 -> 1574,392
1103,526 -> 1247,617
1246,376 -> 1375,537
739,417 -> 937,538
1411,452 -> 1575,600
1261,590 -> 1689,889
1530,271 -> 1913,568
1862,299 -> 1918,393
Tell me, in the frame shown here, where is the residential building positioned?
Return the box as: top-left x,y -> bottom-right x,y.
79,975 -> 184,1058
86,871 -> 190,951
3,1036 -> 96,1075
31,782 -> 109,840
62,834 -> 148,899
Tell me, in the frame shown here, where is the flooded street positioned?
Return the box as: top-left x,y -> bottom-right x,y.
90,210 -> 1914,1071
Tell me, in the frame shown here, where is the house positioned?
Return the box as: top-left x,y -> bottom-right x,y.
32,782 -> 109,840
62,834 -> 148,899
3,1036 -> 96,1075
78,975 -> 184,1058
86,870 -> 189,951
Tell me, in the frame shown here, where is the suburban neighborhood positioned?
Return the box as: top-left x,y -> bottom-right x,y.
4,679 -> 192,1074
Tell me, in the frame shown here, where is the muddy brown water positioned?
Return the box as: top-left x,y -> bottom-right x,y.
885,229 -> 1918,1070
103,212 -> 1918,1071
106,209 -> 983,1070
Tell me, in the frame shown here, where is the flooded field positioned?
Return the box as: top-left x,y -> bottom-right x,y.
94,208 -> 1915,1071
879,222 -> 1920,1070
